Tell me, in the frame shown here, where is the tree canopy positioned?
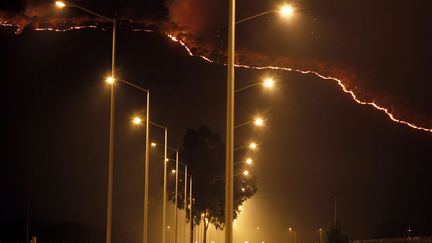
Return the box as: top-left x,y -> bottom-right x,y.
168,126 -> 257,237
326,221 -> 349,243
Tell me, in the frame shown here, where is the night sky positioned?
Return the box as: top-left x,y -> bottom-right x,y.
1,1 -> 432,243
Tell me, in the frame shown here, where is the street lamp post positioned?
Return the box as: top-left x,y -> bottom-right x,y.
168,153 -> 188,243
55,3 -> 117,243
319,228 -> 323,243
289,227 -> 297,243
225,3 -> 235,243
189,176 -> 193,243
151,137 -> 187,243
183,165 -> 188,243
163,128 -> 168,243
121,79 -> 151,243
174,151 -> 179,243
225,3 -> 295,243
150,124 -> 168,243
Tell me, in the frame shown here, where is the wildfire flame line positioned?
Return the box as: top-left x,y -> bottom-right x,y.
166,33 -> 432,133
33,25 -> 98,32
1,21 -> 431,133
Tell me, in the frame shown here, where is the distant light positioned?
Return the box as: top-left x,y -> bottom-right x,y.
263,78 -> 274,88
105,76 -> 115,84
257,226 -> 260,230
279,4 -> 294,17
289,227 -> 293,231
249,142 -> 257,150
151,142 -> 157,147
167,225 -> 171,230
243,170 -> 249,176
241,187 -> 246,192
254,117 -> 264,126
238,205 -> 243,210
131,116 -> 143,126
171,169 -> 176,174
246,158 -> 253,165
55,1 -> 66,8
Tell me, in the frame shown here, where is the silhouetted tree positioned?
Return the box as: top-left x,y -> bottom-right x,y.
168,126 -> 257,243
326,221 -> 349,243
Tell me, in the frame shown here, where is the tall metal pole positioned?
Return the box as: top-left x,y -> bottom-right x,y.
189,176 -> 193,243
319,229 -> 323,243
184,166 -> 188,243
174,151 -> 179,243
225,0 -> 235,243
143,92 -> 150,243
106,17 -> 116,243
334,194 -> 337,224
26,196 -> 29,243
162,128 -> 168,243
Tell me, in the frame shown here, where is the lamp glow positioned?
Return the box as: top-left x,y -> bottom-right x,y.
263,78 -> 274,88
55,1 -> 66,8
279,4 -> 294,17
249,142 -> 257,150
151,142 -> 157,147
131,116 -> 143,126
254,117 -> 264,126
243,170 -> 250,176
105,76 -> 115,84
246,158 -> 253,165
